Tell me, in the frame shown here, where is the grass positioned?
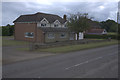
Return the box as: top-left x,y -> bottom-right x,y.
86,39 -> 105,40
36,40 -> 118,53
18,47 -> 29,51
3,36 -> 118,53
2,36 -> 29,46
107,32 -> 117,35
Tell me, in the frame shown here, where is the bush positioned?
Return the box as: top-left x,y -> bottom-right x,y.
84,34 -> 119,40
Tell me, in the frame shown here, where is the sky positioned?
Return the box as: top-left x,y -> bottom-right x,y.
1,0 -> 119,26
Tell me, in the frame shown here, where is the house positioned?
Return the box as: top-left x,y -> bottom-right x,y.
13,12 -> 76,43
85,28 -> 107,35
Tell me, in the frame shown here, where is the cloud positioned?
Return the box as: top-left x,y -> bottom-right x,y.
1,1 -> 118,26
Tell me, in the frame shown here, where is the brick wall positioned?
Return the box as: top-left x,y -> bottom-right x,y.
14,23 -> 44,43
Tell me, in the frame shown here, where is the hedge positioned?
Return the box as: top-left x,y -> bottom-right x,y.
84,34 -> 120,40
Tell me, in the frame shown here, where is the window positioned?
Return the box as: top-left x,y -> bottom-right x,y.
54,24 -> 59,27
60,33 -> 66,38
41,23 -> 46,27
48,33 -> 54,39
64,24 -> 67,27
25,32 -> 34,38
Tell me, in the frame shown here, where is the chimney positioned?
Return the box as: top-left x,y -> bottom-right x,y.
63,14 -> 67,20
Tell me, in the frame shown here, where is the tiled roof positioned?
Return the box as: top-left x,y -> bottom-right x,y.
13,12 -> 66,24
39,27 -> 70,32
86,29 -> 105,34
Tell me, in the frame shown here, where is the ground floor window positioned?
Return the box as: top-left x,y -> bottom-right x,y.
48,33 -> 54,39
60,33 -> 66,38
25,32 -> 34,38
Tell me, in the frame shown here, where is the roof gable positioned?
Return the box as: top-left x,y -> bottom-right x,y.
40,18 -> 49,23
54,20 -> 61,24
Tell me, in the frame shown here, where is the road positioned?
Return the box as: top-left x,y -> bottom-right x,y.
3,45 -> 118,78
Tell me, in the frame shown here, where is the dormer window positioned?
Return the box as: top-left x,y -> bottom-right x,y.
54,20 -> 60,27
54,24 -> 58,27
64,24 -> 67,27
41,23 -> 46,27
40,18 -> 49,27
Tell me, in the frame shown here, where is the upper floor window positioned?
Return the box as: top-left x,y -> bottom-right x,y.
25,32 -> 34,38
64,24 -> 67,27
54,24 -> 59,27
40,18 -> 49,27
54,20 -> 60,27
41,23 -> 46,27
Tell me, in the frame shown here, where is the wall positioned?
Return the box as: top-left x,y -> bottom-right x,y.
14,22 -> 45,43
36,28 -> 44,43
45,32 -> 70,43
37,23 -> 65,28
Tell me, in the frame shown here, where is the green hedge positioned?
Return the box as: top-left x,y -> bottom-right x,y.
84,34 -> 120,40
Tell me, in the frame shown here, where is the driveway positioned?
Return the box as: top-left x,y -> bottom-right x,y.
3,45 -> 118,78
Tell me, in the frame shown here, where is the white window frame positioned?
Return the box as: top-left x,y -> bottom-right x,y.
54,20 -> 60,24
54,20 -> 60,27
54,24 -> 59,27
40,18 -> 49,23
41,23 -> 46,27
25,32 -> 34,38
48,33 -> 55,39
60,33 -> 66,38
40,18 -> 49,27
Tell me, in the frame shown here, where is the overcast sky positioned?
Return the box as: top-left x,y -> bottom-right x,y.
1,0 -> 119,26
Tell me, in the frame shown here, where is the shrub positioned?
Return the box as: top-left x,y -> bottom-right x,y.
84,34 -> 119,40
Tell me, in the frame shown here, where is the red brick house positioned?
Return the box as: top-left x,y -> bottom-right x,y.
13,12 -> 75,43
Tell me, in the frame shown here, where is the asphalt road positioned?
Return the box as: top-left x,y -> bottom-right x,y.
3,45 -> 118,78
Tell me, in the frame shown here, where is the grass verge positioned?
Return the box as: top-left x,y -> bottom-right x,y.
3,40 -> 29,46
2,36 -> 29,46
37,40 -> 118,53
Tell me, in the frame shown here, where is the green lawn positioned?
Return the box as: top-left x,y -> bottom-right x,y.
3,36 -> 118,53
37,40 -> 118,53
2,36 -> 29,46
107,32 -> 117,35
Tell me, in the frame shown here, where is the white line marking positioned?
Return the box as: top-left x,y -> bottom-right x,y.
65,53 -> 117,70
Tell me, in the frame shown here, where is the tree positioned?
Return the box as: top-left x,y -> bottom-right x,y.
67,13 -> 92,40
100,19 -> 118,32
9,25 -> 14,36
2,24 -> 14,36
2,26 -> 9,36
118,24 -> 120,34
